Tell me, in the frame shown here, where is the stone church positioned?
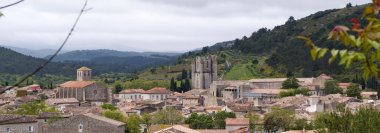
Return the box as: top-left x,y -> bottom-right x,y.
191,55 -> 218,89
55,67 -> 111,103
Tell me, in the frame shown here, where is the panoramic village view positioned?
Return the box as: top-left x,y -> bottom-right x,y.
1,0 -> 380,133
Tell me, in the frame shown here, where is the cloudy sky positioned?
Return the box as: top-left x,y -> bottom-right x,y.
0,0 -> 370,52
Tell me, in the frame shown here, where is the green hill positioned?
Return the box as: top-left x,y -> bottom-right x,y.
138,5 -> 367,82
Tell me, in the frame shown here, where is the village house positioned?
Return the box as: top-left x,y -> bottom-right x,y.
55,67 -> 111,104
153,125 -> 201,133
118,89 -> 145,101
0,114 -> 38,133
225,118 -> 249,132
141,87 -> 172,101
45,98 -> 80,111
45,113 -> 125,133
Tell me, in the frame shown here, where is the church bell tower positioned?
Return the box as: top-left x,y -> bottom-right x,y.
77,66 -> 92,81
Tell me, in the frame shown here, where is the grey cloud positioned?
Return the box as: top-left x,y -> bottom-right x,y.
0,0 -> 371,52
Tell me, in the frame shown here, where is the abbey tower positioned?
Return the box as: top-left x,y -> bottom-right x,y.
191,55 -> 218,89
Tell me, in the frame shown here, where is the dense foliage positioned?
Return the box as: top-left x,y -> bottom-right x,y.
232,5 -> 367,77
314,107 -> 380,133
324,80 -> 343,95
278,88 -> 310,98
184,111 -> 236,129
16,101 -> 56,115
282,77 -> 300,89
264,107 -> 312,132
346,83 -> 362,99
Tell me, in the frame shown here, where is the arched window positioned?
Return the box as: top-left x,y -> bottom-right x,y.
79,124 -> 83,132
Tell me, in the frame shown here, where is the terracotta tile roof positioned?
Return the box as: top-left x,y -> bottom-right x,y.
83,113 -> 125,126
144,87 -> 171,94
250,89 -> 284,94
225,118 -> 249,126
0,114 -> 37,125
204,106 -> 222,110
120,89 -> 145,94
154,125 -> 201,133
77,66 -> 92,71
45,98 -> 79,105
197,129 -> 228,133
60,81 -> 95,88
184,95 -> 200,99
319,74 -> 332,79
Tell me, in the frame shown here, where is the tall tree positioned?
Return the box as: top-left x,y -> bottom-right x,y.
169,77 -> 176,91
324,80 -> 343,95
346,83 -> 361,99
282,77 -> 300,89
213,111 -> 236,129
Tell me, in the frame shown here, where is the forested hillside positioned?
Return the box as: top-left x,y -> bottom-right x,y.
0,47 -> 177,76
48,49 -> 180,62
232,5 -> 366,78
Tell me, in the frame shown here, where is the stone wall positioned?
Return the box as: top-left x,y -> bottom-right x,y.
44,115 -> 124,133
0,122 -> 38,133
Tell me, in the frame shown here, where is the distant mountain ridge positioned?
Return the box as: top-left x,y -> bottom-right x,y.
0,47 -> 178,76
1,45 -> 67,58
47,49 -> 181,62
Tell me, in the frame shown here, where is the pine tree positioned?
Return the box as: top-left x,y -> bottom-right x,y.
170,77 -> 176,91
184,78 -> 191,92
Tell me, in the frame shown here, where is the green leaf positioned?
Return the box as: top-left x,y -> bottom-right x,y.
362,6 -> 374,17
368,39 -> 380,49
339,50 -> 348,58
329,49 -> 339,64
318,48 -> 328,59
310,47 -> 318,60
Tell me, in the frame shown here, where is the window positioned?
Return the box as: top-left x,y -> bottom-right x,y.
28,126 -> 33,132
79,124 -> 83,132
6,128 -> 11,133
93,90 -> 97,95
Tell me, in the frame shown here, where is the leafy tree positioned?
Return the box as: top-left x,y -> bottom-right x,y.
298,1 -> 380,80
125,114 -> 141,133
185,113 -> 214,129
314,107 -> 380,133
102,110 -> 125,122
252,59 -> 259,65
246,112 -> 260,133
152,108 -> 183,125
202,46 -> 209,54
140,113 -> 153,133
278,88 -> 310,98
169,77 -> 176,91
181,69 -> 188,80
213,111 -> 236,129
184,78 -> 191,92
101,103 -> 117,111
324,80 -> 343,95
346,83 -> 361,99
282,77 -> 300,89
263,107 -> 294,133
346,3 -> 352,8
114,84 -> 123,94
17,101 -> 56,115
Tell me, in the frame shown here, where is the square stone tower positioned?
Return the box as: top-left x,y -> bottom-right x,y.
191,55 -> 217,89
77,66 -> 92,81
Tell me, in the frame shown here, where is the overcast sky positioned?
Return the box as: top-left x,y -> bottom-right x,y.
0,0 -> 370,52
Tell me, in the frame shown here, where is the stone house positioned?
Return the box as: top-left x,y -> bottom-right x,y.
55,67 -> 110,104
153,125 -> 201,133
141,87 -> 171,101
118,89 -> 145,101
44,113 -> 125,133
225,118 -> 249,132
182,95 -> 202,107
0,114 -> 38,133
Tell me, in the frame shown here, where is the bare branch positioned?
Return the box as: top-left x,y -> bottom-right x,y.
2,0 -> 89,93
0,0 -> 24,9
